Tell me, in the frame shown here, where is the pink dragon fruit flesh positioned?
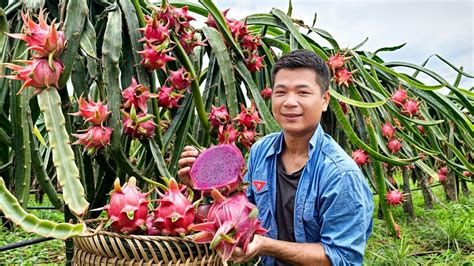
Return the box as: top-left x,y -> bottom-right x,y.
190,189 -> 267,263
189,144 -> 245,194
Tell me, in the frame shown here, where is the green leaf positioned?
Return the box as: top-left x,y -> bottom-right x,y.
37,88 -> 89,217
79,18 -> 97,59
149,138 -> 172,180
202,26 -> 238,117
330,88 -> 386,108
444,141 -> 474,173
363,58 -> 446,90
433,54 -> 474,78
0,177 -> 85,240
58,0 -> 88,89
374,43 -> 406,55
235,61 -> 280,133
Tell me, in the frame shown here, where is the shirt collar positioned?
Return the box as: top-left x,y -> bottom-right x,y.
265,124 -> 324,158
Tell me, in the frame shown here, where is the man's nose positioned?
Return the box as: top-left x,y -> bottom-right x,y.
282,92 -> 298,107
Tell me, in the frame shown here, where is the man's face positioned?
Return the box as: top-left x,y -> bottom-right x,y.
271,68 -> 330,137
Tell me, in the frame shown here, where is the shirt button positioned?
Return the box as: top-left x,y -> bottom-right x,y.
298,220 -> 302,224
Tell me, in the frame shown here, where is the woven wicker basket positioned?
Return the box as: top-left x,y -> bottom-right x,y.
72,230 -> 221,265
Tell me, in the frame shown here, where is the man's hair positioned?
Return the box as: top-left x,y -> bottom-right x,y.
271,49 -> 330,92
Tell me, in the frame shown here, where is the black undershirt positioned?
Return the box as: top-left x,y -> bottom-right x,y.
274,155 -> 303,266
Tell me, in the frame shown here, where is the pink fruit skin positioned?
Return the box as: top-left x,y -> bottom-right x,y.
190,190 -> 267,263
352,149 -> 369,166
381,122 -> 396,139
104,177 -> 149,234
233,103 -> 262,130
385,190 -> 404,206
391,86 -> 407,107
70,98 -> 111,125
387,139 -> 402,154
209,105 -> 231,128
326,52 -> 345,73
72,125 -> 112,155
151,178 -> 195,236
3,59 -> 63,94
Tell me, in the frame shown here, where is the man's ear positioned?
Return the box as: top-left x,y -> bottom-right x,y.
322,90 -> 330,112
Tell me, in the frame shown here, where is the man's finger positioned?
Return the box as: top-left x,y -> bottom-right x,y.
178,157 -> 196,168
180,150 -> 200,159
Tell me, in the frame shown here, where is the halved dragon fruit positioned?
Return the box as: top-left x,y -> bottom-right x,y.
189,144 -> 245,194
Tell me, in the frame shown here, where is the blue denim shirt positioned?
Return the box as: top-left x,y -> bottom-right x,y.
244,125 -> 374,265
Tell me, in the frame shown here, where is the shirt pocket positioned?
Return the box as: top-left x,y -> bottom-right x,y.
302,198 -> 321,241
253,185 -> 270,220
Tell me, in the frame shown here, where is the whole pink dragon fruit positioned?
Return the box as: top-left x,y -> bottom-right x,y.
3,58 -> 63,94
121,77 -> 156,113
260,87 -> 272,100
190,190 -> 268,263
179,30 -> 207,54
168,67 -> 193,90
157,85 -> 184,109
234,102 -> 262,130
245,53 -> 265,72
190,144 -> 245,194
138,13 -> 170,44
104,177 -> 149,234
72,125 -> 112,155
387,138 -> 402,154
70,98 -> 111,125
150,178 -> 195,236
401,99 -> 419,117
122,109 -> 156,139
326,51 -> 345,73
7,9 -> 65,58
438,167 -> 448,183
381,122 -> 396,139
217,125 -> 239,145
138,44 -> 175,70
240,34 -> 261,52
333,68 -> 353,87
352,149 -> 369,166
385,190 -> 405,206
238,129 -> 258,150
391,85 -> 407,107
209,105 -> 231,128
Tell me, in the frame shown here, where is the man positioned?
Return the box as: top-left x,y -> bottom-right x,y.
178,49 -> 374,265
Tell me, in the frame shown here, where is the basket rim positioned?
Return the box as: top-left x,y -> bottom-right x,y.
76,228 -> 199,242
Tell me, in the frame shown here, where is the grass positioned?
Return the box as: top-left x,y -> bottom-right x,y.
1,183 -> 473,265
0,195 -> 65,265
364,182 -> 474,265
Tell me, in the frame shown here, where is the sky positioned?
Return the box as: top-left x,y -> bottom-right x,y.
187,0 -> 473,90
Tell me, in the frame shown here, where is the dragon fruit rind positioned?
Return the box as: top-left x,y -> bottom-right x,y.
151,178 -> 195,236
189,144 -> 245,193
190,190 -> 268,263
104,177 -> 149,234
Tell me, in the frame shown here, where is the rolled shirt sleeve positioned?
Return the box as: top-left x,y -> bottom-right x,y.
318,170 -> 374,265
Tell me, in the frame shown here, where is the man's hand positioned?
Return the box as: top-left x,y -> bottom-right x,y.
177,145 -> 202,187
231,234 -> 265,263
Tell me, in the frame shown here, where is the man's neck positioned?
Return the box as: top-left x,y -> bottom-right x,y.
282,128 -> 316,157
